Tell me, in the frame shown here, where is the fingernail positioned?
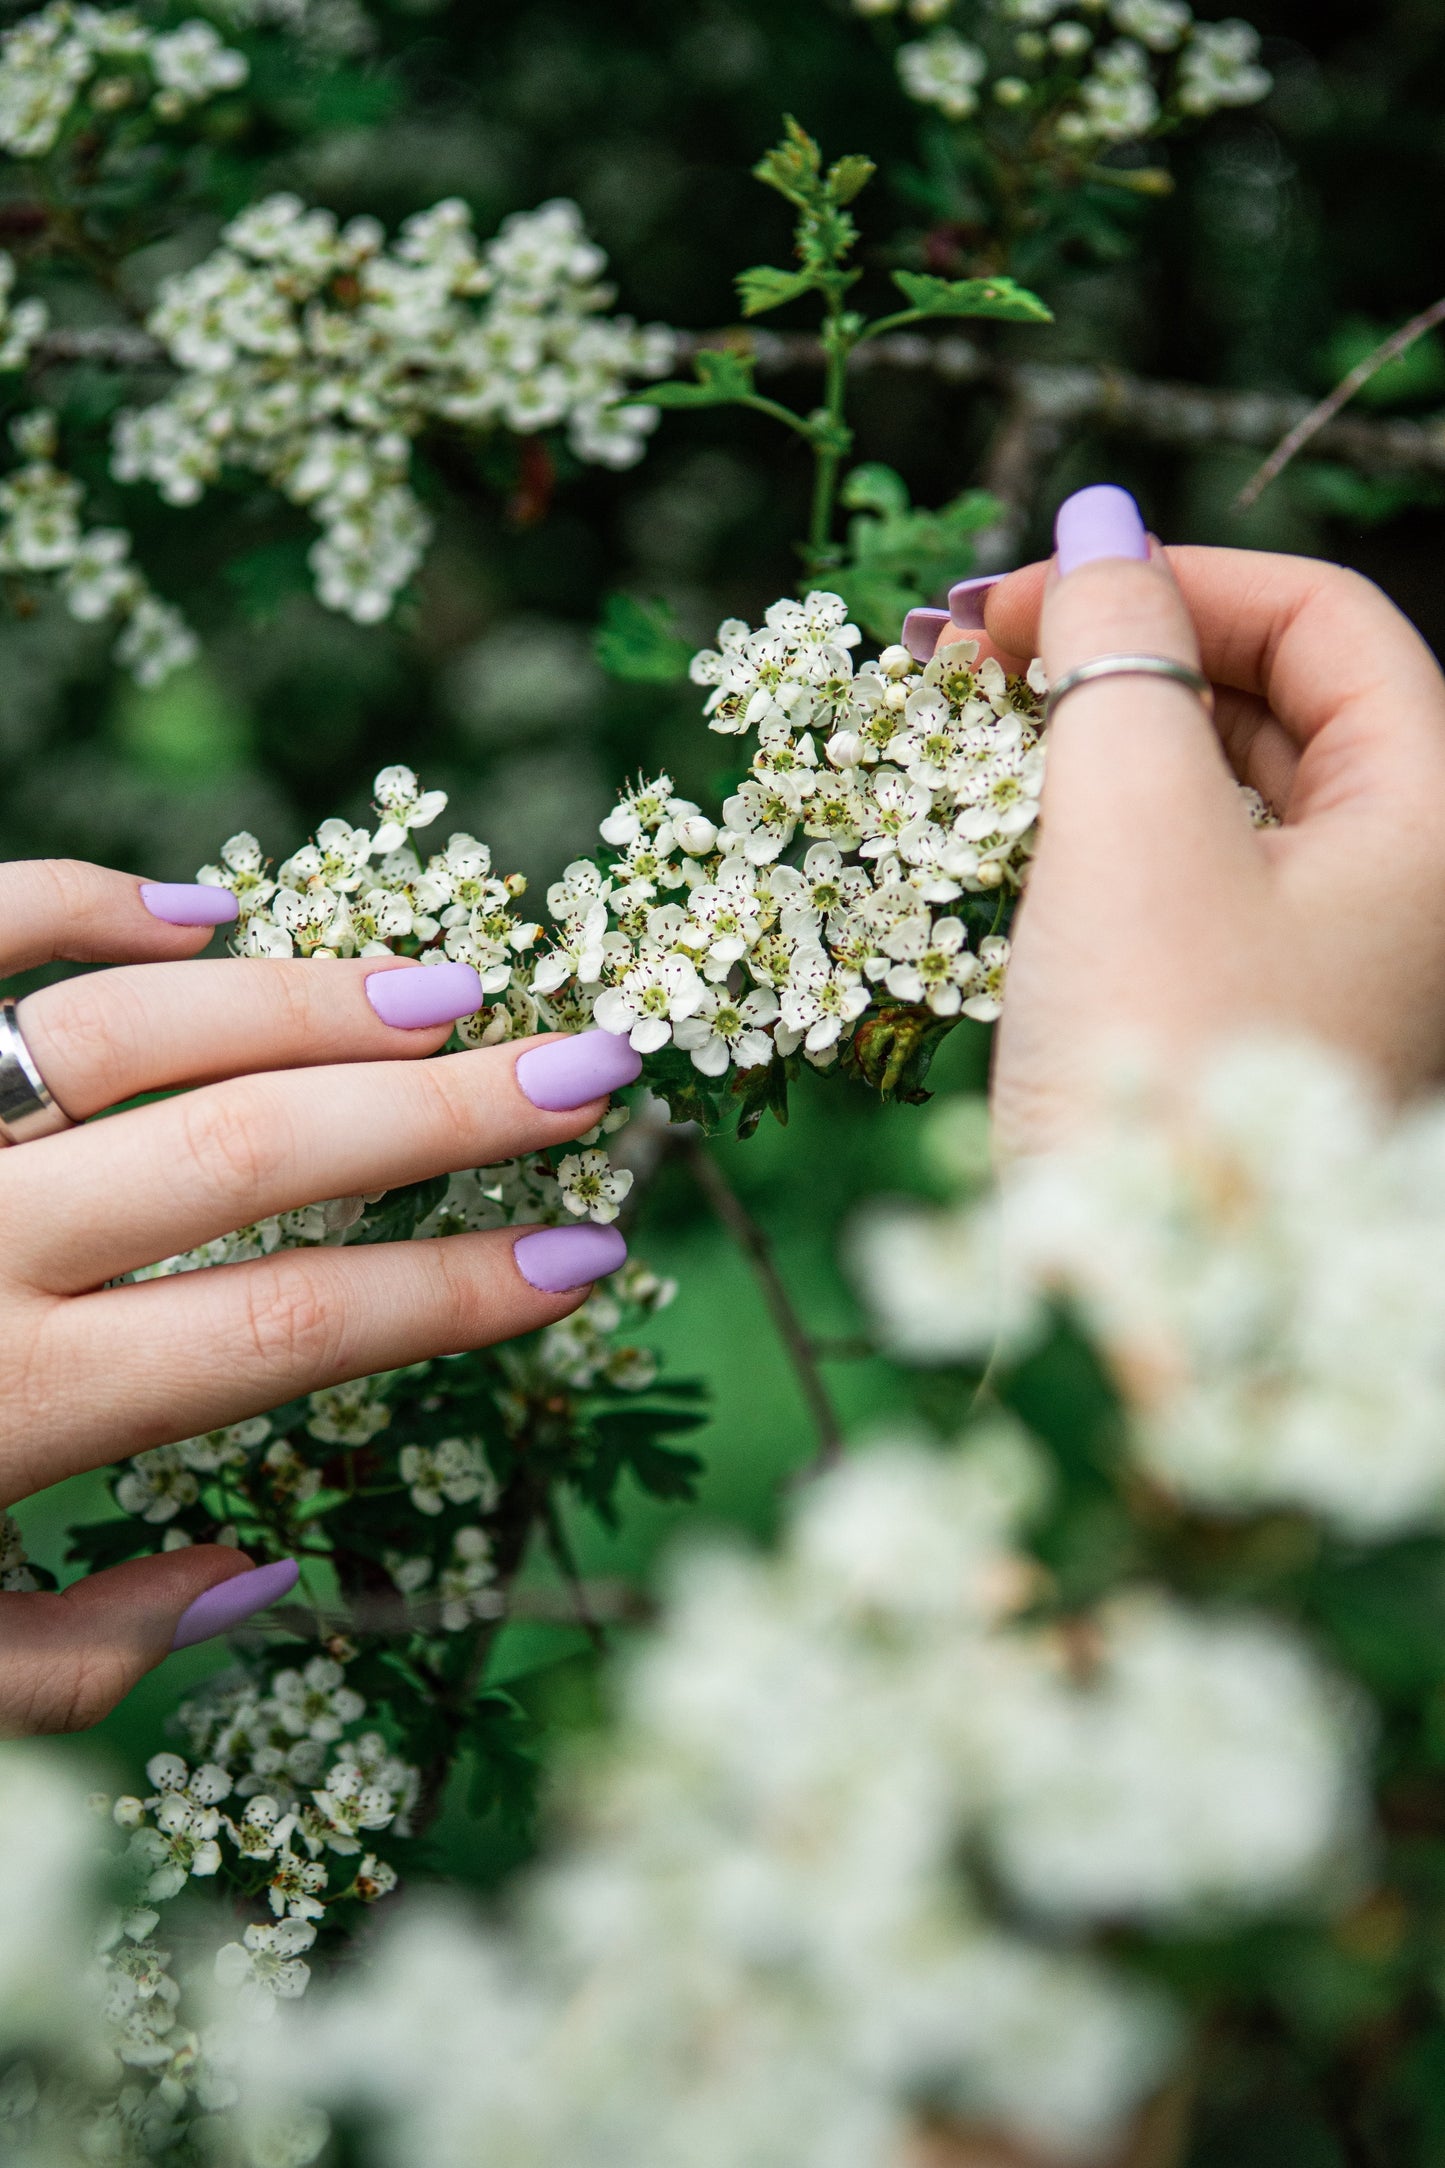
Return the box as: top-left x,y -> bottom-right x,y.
140,882 -> 239,928
171,1559 -> 300,1651
1054,485 -> 1149,576
515,1028 -> 643,1112
513,1223 -> 627,1293
901,607 -> 951,662
947,571 -> 1008,628
365,961 -> 483,1030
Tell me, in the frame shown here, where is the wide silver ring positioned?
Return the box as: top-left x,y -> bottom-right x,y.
1044,652 -> 1214,725
0,998 -> 72,1145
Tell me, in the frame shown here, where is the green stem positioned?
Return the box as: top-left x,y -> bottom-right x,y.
807,297 -> 855,562
739,392 -> 820,441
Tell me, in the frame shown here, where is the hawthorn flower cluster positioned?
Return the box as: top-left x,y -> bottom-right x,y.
869,0 -> 1270,139
0,1658 -> 416,2159
113,193 -> 674,622
0,408 -> 198,686
231,1427 -> 1366,2168
858,1036 -> 1445,1540
0,3 -> 247,158
532,594 -> 1044,1085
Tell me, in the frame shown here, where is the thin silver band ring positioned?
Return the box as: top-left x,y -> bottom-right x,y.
0,998 -> 73,1145
1044,653 -> 1214,725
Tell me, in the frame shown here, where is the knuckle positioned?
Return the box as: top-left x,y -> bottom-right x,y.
427,1235 -> 493,1347
175,1083 -> 287,1207
237,1252 -> 344,1380
20,970 -> 145,1113
34,856 -> 102,925
405,1056 -> 483,1167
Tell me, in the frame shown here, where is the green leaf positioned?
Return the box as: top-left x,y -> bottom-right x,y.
631,346 -> 756,409
825,467 -> 1004,641
753,116 -> 825,210
594,593 -> 693,683
840,463 -> 911,519
736,264 -> 818,317
826,154 -> 876,207
891,270 -> 1054,324
350,1173 -> 451,1246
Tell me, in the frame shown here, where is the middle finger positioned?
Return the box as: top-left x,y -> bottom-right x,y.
2,1034 -> 630,1293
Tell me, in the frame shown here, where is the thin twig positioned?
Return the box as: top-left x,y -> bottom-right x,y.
1235,294 -> 1445,511
541,1497 -> 609,1656
680,1133 -> 846,1479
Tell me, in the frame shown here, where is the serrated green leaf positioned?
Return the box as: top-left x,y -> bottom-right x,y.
841,463 -> 911,519
826,154 -> 876,207
753,116 -> 824,209
631,346 -> 756,409
736,264 -> 818,317
891,270 -> 1054,324
594,593 -> 693,683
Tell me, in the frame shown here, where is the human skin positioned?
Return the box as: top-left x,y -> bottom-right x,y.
0,866 -> 639,1734
920,522 -> 1445,1158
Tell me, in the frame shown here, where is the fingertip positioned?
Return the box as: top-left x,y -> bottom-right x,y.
982,559 -> 1050,660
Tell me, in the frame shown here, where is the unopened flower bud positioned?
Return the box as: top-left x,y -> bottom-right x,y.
878,643 -> 914,679
994,76 -> 1030,105
674,815 -> 718,856
975,860 -> 1004,889
825,731 -> 863,768
113,1796 -> 145,1829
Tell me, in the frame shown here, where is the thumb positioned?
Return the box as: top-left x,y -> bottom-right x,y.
1012,487 -> 1256,881
0,1550 -> 298,1735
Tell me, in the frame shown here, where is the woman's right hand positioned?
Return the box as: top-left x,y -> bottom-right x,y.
0,860 -> 641,1735
935,490 -> 1445,1156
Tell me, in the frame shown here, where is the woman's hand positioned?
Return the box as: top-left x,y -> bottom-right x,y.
928,487 -> 1445,1155
0,861 -> 640,1734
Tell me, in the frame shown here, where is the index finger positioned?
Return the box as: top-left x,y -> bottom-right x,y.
986,546 -> 1445,765
0,859 -> 225,979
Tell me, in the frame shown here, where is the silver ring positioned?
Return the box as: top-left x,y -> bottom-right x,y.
1044,652 -> 1214,724
0,998 -> 72,1144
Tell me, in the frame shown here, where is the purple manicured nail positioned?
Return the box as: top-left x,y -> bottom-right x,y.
947,571 -> 1008,628
140,882 -> 239,928
365,961 -> 483,1031
513,1223 -> 627,1293
515,1028 -> 643,1112
1054,485 -> 1149,577
901,607 -> 951,662
171,1558 -> 300,1651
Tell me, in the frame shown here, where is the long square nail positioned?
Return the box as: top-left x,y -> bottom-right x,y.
141,882 -> 239,927
513,1224 -> 627,1292
947,572 -> 1008,628
171,1559 -> 299,1650
365,962 -> 483,1030
515,1028 -> 643,1111
1054,485 -> 1148,576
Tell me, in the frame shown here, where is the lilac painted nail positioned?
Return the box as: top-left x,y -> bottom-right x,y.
947,571 -> 1008,628
365,961 -> 483,1030
171,1558 -> 300,1651
1054,485 -> 1149,576
514,1223 -> 627,1293
140,882 -> 239,928
901,607 -> 951,662
515,1028 -> 643,1112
